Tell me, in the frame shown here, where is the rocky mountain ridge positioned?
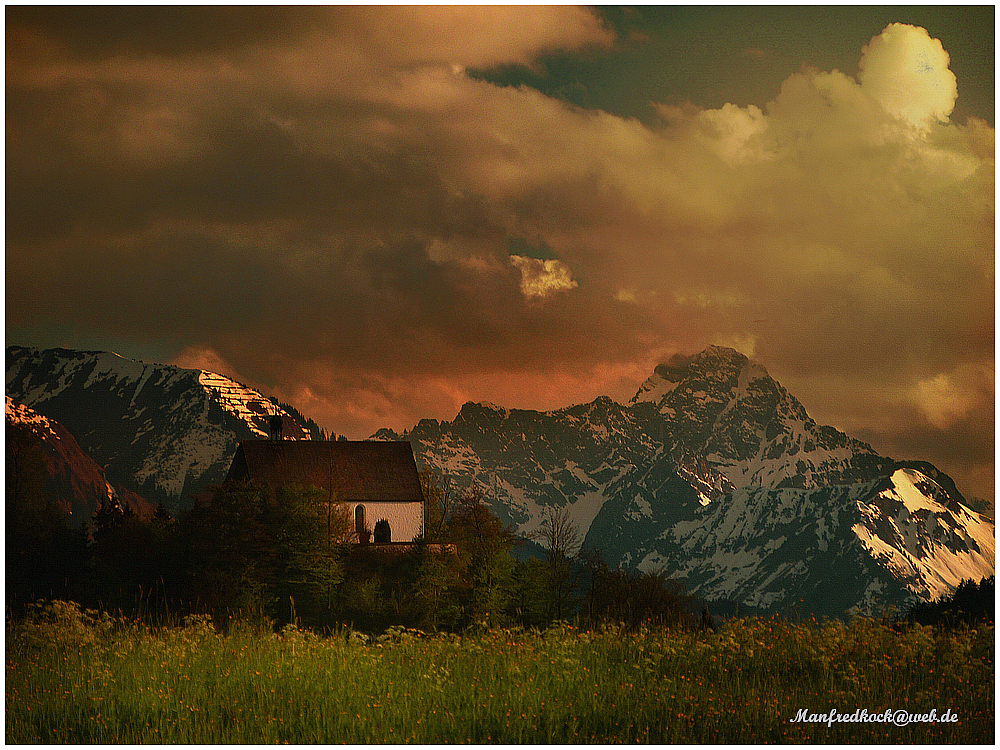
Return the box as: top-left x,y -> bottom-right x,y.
381,346 -> 993,616
6,346 -> 319,510
6,343 -> 994,617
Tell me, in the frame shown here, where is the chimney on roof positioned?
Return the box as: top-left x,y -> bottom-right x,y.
269,414 -> 284,441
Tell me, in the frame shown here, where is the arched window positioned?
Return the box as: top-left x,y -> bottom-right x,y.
355,505 -> 366,541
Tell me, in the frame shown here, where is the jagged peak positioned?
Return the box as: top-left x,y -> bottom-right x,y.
632,345 -> 766,406
587,394 -> 618,410
456,401 -> 510,420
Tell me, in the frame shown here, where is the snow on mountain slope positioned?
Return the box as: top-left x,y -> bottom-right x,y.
609,479 -> 886,615
6,346 -> 314,510
196,370 -> 289,439
8,394 -> 62,440
586,462 -> 994,617
852,468 -> 995,601
389,345 -> 992,616
630,345 -> 887,491
8,343 -> 992,617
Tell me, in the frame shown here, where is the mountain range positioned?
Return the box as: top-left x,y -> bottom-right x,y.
6,344 -> 994,618
6,346 -> 323,509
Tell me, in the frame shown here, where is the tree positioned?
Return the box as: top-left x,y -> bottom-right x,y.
536,506 -> 582,621
418,466 -> 454,543
181,482 -> 350,628
906,575 -> 995,627
91,493 -> 137,541
412,548 -> 463,631
579,546 -> 694,630
373,518 -> 391,544
89,493 -> 146,608
447,485 -> 516,628
511,556 -> 554,628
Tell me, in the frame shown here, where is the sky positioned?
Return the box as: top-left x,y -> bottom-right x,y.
6,6 -> 995,504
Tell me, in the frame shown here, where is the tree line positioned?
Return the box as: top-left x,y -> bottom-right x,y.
7,422 -> 696,632
8,422 -> 991,633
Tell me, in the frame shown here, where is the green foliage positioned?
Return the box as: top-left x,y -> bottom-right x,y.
263,484 -> 348,622
412,549 -> 464,631
448,487 -> 517,628
511,557 -> 555,628
6,606 -> 994,744
182,482 -> 349,627
339,482 -> 518,632
17,599 -> 115,649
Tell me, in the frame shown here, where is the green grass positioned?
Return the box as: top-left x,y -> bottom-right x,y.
5,601 -> 994,743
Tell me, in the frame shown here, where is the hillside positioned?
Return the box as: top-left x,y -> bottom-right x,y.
6,396 -> 152,523
6,343 -> 994,617
384,346 -> 994,617
6,346 -> 319,511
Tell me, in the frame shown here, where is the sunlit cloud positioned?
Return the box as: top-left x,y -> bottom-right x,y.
509,255 -> 579,301
859,23 -> 958,129
169,345 -> 244,382
5,10 -> 993,501
909,361 -> 994,430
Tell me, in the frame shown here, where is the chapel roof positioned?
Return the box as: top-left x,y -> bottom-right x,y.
225,440 -> 425,503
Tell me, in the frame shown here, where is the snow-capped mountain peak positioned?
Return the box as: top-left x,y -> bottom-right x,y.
6,346 -> 317,510
631,346 -> 882,492
6,343 -> 993,618
852,468 -> 995,602
631,345 -> 754,407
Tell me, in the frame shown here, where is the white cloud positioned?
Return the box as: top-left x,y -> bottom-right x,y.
694,102 -> 770,165
859,23 -> 958,129
510,255 -> 578,301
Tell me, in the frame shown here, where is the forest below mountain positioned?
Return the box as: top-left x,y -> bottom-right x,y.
8,395 -> 994,744
8,341 -> 996,624
9,410 -> 993,635
8,414 -> 703,634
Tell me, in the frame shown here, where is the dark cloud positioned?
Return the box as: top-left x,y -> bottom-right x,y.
5,8 -> 993,502
7,6 -> 333,59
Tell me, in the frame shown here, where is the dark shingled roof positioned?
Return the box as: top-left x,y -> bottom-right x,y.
225,440 -> 425,503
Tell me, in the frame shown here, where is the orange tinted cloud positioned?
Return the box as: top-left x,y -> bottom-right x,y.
6,10 -> 993,500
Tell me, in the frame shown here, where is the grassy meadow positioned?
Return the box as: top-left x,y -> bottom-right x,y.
6,601 -> 994,744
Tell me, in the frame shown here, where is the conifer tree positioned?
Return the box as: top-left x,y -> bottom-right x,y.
182,482 -> 350,628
